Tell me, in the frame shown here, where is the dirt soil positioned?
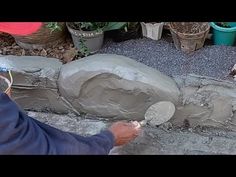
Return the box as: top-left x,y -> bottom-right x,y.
0,32 -> 82,63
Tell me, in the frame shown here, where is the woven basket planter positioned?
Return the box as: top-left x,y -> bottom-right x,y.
169,22 -> 210,52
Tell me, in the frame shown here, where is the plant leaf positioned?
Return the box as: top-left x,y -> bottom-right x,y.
103,22 -> 127,31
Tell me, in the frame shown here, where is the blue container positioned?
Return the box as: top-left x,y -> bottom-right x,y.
228,22 -> 236,27
210,22 -> 236,46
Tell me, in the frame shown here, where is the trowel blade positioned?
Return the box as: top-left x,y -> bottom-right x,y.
144,101 -> 175,126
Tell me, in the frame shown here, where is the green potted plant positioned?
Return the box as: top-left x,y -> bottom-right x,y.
210,22 -> 236,46
105,22 -> 142,42
12,22 -> 67,49
66,22 -> 126,56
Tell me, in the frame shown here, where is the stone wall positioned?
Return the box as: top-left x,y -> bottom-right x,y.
1,54 -> 236,131
0,55 -> 73,114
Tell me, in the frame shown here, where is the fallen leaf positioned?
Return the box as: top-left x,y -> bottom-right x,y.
63,47 -> 77,63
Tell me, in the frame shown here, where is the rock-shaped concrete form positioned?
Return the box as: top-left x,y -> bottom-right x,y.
58,54 -> 181,120
0,55 -> 62,88
0,55 -> 70,113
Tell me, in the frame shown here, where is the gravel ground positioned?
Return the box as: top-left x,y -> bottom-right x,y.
100,37 -> 236,80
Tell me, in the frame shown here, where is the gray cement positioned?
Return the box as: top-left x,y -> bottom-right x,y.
170,74 -> 236,131
0,55 -> 62,88
3,39 -> 236,154
0,55 -> 70,113
3,54 -> 236,132
58,54 -> 180,120
29,111 -> 236,155
0,55 -> 73,114
27,111 -> 108,136
111,126 -> 236,155
12,88 -> 71,114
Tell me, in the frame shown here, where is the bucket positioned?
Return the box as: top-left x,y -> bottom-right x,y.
227,22 -> 236,27
169,22 -> 210,52
210,22 -> 236,46
141,22 -> 164,40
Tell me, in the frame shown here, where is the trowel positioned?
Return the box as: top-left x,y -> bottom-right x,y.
139,101 -> 176,127
109,101 -> 176,155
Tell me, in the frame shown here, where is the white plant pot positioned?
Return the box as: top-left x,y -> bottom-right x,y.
141,22 -> 164,40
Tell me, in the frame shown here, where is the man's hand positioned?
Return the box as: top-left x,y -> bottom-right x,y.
109,121 -> 141,146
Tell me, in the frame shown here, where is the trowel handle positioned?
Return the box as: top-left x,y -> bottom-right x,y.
0,68 -> 13,83
0,68 -> 13,95
5,70 -> 13,94
139,120 -> 147,126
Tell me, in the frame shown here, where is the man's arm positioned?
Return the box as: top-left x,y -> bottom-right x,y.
0,92 -> 140,154
0,92 -> 114,154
